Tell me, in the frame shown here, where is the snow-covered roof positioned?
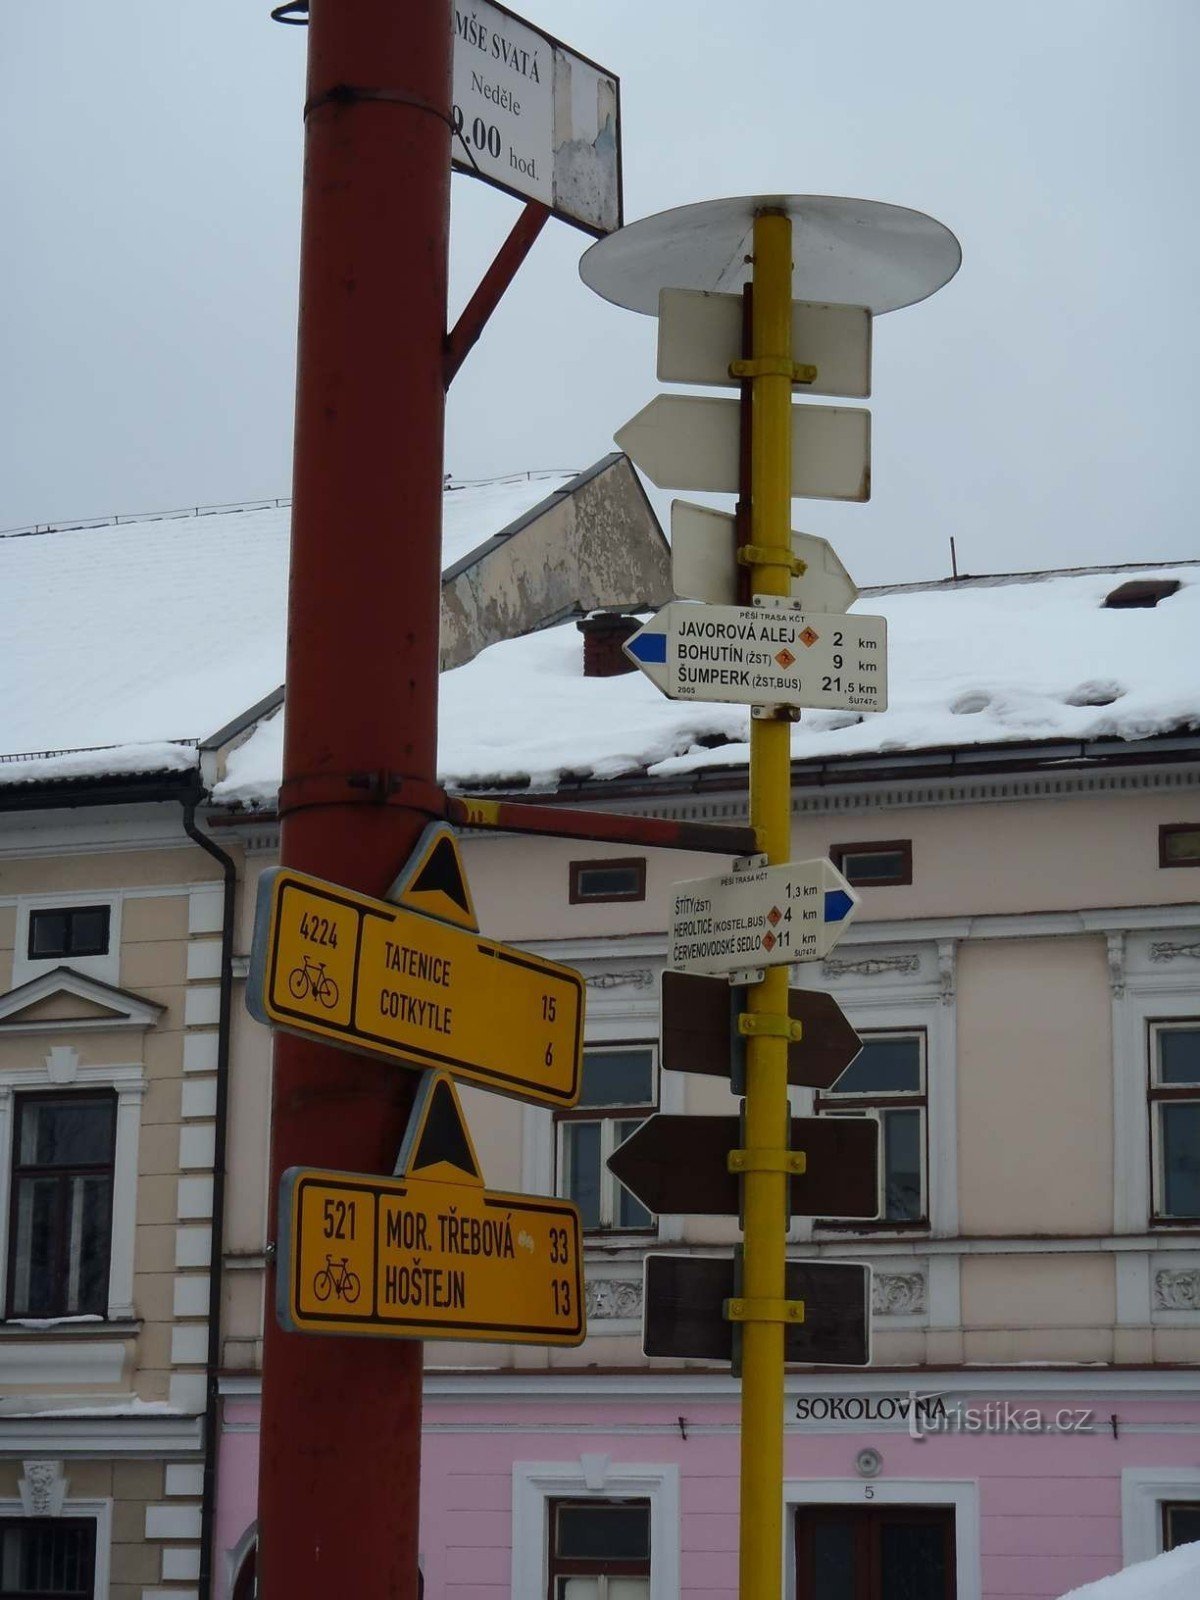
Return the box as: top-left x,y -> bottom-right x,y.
1055,1542 -> 1200,1600
2,477 -> 1197,806
215,561 -> 1200,807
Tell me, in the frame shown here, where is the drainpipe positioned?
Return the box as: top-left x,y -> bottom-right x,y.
180,790 -> 237,1600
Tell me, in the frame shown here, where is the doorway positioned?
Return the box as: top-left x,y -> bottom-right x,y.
795,1504 -> 955,1600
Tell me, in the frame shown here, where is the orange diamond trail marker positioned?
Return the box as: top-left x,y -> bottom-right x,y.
798,627 -> 819,648
774,647 -> 797,668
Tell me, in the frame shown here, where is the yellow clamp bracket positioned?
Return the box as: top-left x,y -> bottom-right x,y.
724,1297 -> 807,1325
736,545 -> 807,577
727,1147 -> 807,1177
738,1012 -> 803,1042
729,357 -> 818,385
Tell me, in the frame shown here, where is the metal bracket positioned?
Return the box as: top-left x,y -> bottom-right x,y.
724,1296 -> 807,1325
737,545 -> 806,577
731,852 -> 769,874
738,1012 -> 803,1042
750,704 -> 801,721
728,966 -> 766,988
727,1147 -> 807,1176
277,771 -> 447,820
729,357 -> 818,385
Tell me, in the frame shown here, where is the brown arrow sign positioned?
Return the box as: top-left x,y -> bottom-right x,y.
643,1254 -> 870,1366
661,971 -> 862,1090
608,1114 -> 878,1219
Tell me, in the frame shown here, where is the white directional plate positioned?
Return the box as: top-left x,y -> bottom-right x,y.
624,602 -> 886,711
615,395 -> 869,500
669,857 -> 860,975
657,289 -> 871,397
670,503 -> 859,613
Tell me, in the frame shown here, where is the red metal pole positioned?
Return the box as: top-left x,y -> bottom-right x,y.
257,1 -> 451,1595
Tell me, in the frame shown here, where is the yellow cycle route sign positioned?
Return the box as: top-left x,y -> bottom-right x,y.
247,865 -> 584,1107
278,1167 -> 585,1346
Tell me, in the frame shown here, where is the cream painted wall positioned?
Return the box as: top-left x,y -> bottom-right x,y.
957,935 -> 1114,1236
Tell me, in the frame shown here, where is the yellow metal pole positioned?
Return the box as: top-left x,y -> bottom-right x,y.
738,208 -> 794,1600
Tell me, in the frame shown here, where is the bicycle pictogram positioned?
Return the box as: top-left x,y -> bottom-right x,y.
288,954 -> 340,1009
312,1253 -> 361,1304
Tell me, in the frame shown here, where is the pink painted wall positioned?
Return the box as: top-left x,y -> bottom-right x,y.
215,1394 -> 1200,1600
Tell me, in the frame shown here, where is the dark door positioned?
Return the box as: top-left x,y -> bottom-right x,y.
795,1505 -> 955,1600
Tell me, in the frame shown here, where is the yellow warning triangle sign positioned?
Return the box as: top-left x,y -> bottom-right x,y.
394,1072 -> 484,1188
388,822 -> 478,931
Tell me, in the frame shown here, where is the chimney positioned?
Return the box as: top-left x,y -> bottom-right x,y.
576,613 -> 642,677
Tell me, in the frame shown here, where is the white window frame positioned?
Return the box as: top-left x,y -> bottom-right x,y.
557,1043 -> 658,1235
1147,1020 -> 1200,1223
512,1459 -> 679,1600
0,1493 -> 112,1600
0,1066 -> 144,1322
1121,1467 -> 1200,1564
11,895 -> 122,990
815,1029 -> 928,1227
784,1477 -> 980,1600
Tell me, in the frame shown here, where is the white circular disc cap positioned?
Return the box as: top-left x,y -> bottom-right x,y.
580,194 -> 961,315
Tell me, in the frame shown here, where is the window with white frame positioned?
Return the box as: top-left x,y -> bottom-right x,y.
11,896 -> 121,991
6,1092 -> 116,1319
548,1499 -> 650,1598
0,1517 -> 97,1597
556,1046 -> 656,1232
814,1032 -> 928,1227
1149,1022 -> 1200,1223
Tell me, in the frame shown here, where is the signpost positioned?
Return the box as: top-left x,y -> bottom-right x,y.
623,600 -> 887,711
608,1114 -> 878,1219
668,856 -> 860,976
643,1256 -> 871,1366
248,865 -> 584,1107
615,394 -> 869,499
670,503 -> 858,614
657,288 -> 870,396
660,971 -> 864,1091
279,1072 -> 584,1345
451,0 -> 621,236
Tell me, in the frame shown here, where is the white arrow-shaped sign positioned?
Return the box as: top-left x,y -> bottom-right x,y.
615,395 -> 870,501
669,856 -> 860,975
670,502 -> 859,613
623,601 -> 887,712
657,288 -> 871,397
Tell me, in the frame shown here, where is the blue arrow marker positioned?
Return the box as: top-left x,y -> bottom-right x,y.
626,628 -> 667,665
824,888 -> 855,923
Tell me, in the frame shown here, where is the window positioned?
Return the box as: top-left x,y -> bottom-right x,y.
1160,825 -> 1200,868
557,1047 -> 655,1231
7,1094 -> 116,1318
815,1033 -> 927,1226
569,860 -> 646,905
829,840 -> 912,888
1149,1023 -> 1200,1223
0,1519 -> 96,1598
1162,1502 -> 1200,1551
548,1500 -> 650,1599
795,1505 -> 955,1600
26,907 -> 110,962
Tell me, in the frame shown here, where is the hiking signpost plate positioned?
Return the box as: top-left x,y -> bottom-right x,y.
669,856 -> 860,975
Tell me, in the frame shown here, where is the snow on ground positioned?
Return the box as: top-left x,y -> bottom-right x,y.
1055,1542 -> 1200,1600
212,564 -> 1200,809
0,473 -> 574,787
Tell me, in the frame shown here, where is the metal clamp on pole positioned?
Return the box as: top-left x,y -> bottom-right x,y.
724,1297 -> 807,1325
729,357 -> 818,385
727,1147 -> 807,1177
736,544 -> 806,576
738,1012 -> 803,1042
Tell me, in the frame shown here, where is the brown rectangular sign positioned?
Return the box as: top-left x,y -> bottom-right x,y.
643,1254 -> 870,1366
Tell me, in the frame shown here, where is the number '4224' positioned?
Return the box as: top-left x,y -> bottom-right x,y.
300,911 -> 338,949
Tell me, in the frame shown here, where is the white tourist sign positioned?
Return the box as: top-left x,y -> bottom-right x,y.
623,602 -> 887,712
451,0 -> 621,235
669,858 -> 860,976
670,503 -> 859,613
657,288 -> 871,398
615,395 -> 869,500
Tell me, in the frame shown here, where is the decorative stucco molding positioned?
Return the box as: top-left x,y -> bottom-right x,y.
820,954 -> 921,980
19,1460 -> 67,1517
586,1278 -> 643,1320
1154,1269 -> 1200,1311
936,940 -> 956,1005
1149,940 -> 1200,964
586,970 -> 654,992
1106,931 -> 1127,997
44,1045 -> 80,1084
872,1272 -> 927,1316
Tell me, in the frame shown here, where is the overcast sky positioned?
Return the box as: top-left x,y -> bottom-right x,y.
3,2 -> 1196,586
